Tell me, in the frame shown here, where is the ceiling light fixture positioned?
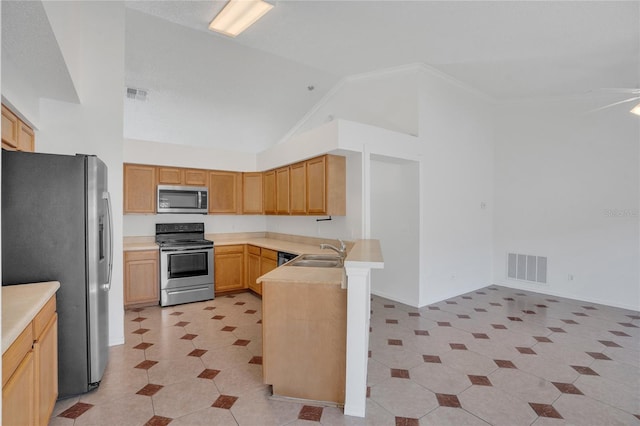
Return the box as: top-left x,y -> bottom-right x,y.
208,0 -> 273,38
631,103 -> 640,116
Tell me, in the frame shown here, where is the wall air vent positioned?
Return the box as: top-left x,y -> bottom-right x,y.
507,253 -> 547,284
125,87 -> 148,101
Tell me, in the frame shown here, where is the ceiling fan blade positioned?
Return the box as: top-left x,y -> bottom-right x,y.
587,96 -> 640,113
597,88 -> 640,94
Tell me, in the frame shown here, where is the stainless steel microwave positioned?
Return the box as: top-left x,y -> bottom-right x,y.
157,185 -> 208,214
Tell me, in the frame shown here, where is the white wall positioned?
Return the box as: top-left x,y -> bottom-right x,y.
418,68 -> 495,306
288,65 -> 420,142
493,98 -> 640,310
275,67 -> 494,308
370,156 -> 420,305
35,1 -> 126,345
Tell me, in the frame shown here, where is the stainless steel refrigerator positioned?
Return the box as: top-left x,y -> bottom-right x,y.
2,150 -> 113,399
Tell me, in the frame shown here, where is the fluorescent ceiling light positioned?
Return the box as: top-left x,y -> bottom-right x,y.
631,103 -> 640,116
209,0 -> 273,37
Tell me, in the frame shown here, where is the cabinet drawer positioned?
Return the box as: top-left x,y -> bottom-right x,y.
262,248 -> 278,261
2,325 -> 33,387
32,296 -> 56,339
125,250 -> 158,262
247,245 -> 261,256
215,245 -> 244,254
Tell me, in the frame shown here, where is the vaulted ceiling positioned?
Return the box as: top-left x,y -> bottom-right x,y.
3,1 -> 639,152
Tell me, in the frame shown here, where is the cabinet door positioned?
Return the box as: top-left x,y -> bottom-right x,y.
289,161 -> 307,215
242,173 -> 263,214
276,167 -> 290,215
35,314 -> 58,426
214,245 -> 245,292
1,104 -> 19,150
124,164 -> 157,213
2,350 -> 35,426
247,246 -> 262,294
17,121 -> 35,152
261,248 -> 278,276
124,250 -> 159,306
263,170 -> 276,215
184,169 -> 207,186
157,167 -> 183,184
209,171 -> 241,214
306,156 -> 327,214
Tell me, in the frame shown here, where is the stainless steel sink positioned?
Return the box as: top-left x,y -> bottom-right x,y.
287,254 -> 344,268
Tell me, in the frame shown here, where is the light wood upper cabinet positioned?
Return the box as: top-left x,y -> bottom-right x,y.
307,155 -> 346,216
209,171 -> 242,214
289,161 -> 307,215
263,170 -> 277,215
184,169 -> 207,186
242,172 -> 263,214
2,104 -> 35,152
214,245 -> 245,293
158,167 -> 207,186
157,167 -> 183,185
124,250 -> 159,307
276,167 -> 290,215
2,104 -> 19,150
124,164 -> 157,213
122,154 -> 346,216
17,122 -> 35,152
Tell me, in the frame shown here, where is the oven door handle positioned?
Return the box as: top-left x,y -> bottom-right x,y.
166,287 -> 210,295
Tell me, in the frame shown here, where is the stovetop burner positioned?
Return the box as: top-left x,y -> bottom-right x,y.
155,223 -> 213,248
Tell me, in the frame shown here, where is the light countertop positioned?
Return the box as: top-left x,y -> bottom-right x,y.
123,234 -> 383,289
2,281 -> 60,353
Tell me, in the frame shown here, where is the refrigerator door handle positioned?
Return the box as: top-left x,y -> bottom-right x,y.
103,191 -> 113,290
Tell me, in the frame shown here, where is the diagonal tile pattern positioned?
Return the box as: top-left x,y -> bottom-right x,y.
50,286 -> 640,425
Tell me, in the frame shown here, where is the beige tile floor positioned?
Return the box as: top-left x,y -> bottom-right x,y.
49,286 -> 639,425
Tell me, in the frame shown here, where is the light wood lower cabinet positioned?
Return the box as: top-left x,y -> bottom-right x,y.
261,248 -> 278,277
214,245 -> 245,293
124,250 -> 159,307
246,245 -> 262,294
262,279 -> 347,404
2,294 -> 58,426
3,349 -> 35,426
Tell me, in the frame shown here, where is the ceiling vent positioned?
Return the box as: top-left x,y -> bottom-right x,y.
126,87 -> 148,101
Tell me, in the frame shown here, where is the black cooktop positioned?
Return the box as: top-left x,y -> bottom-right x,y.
155,223 -> 213,247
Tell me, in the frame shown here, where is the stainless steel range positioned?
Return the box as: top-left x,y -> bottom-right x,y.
156,223 -> 214,306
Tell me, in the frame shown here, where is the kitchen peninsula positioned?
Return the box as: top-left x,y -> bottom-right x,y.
123,232 -> 383,416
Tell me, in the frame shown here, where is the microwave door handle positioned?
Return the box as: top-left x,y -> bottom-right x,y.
198,191 -> 202,208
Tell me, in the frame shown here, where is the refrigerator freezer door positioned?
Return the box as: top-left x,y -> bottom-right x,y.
86,156 -> 110,385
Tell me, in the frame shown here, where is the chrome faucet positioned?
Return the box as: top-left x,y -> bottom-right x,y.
320,239 -> 347,258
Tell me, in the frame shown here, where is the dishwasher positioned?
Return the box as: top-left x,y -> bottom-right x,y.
277,251 -> 297,266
